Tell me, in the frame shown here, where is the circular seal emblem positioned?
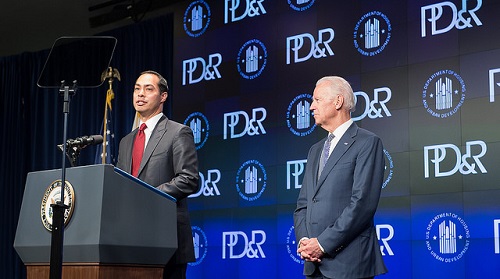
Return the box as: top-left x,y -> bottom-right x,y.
288,0 -> 315,12
236,39 -> 268,80
286,94 -> 316,137
382,149 -> 393,189
286,225 -> 304,264
183,0 -> 211,38
235,160 -> 267,201
189,226 -> 208,266
422,69 -> 466,118
40,180 -> 75,231
184,112 -> 210,150
353,11 -> 392,56
425,213 -> 470,263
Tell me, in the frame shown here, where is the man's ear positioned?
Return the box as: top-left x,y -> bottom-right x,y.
335,94 -> 344,110
161,91 -> 168,103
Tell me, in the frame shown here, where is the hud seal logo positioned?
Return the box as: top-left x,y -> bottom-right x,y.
286,225 -> 304,264
425,213 -> 470,263
383,149 -> 393,189
235,160 -> 267,201
353,11 -> 392,56
286,94 -> 316,136
190,226 -> 208,266
183,1 -> 211,37
40,180 -> 75,231
288,0 -> 315,12
184,112 -> 210,150
236,39 -> 268,80
422,69 -> 466,118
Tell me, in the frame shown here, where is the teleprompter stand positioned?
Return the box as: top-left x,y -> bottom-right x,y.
36,36 -> 117,279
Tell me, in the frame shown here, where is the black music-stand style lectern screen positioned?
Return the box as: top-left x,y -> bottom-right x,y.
37,36 -> 117,89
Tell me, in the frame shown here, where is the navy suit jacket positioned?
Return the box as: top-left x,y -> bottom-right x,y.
294,122 -> 387,279
117,115 -> 199,264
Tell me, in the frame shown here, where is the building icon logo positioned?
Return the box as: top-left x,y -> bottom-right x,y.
183,1 -> 211,37
235,160 -> 267,201
184,112 -> 210,150
236,39 -> 268,80
425,213 -> 470,263
353,11 -> 392,56
286,94 -> 316,136
422,69 -> 466,118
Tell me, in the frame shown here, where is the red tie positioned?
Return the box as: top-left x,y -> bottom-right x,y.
131,123 -> 147,177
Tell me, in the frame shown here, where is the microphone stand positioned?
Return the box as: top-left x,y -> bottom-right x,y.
57,144 -> 82,168
49,80 -> 77,279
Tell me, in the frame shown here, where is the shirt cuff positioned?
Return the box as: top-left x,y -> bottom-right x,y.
298,237 -> 309,249
317,240 -> 325,253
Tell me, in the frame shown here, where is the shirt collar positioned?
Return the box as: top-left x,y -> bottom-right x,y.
332,119 -> 353,139
140,112 -> 164,131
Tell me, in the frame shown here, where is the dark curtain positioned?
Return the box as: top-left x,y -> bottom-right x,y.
0,14 -> 173,279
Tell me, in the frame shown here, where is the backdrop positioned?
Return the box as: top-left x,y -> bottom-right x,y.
2,1 -> 500,279
172,1 -> 500,279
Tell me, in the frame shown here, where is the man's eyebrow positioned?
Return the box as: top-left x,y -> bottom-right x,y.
135,83 -> 155,87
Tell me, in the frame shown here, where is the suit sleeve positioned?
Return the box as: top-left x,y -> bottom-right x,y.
155,126 -> 199,200
294,172 -> 308,241
116,132 -> 134,172
293,146 -> 315,242
318,135 -> 385,256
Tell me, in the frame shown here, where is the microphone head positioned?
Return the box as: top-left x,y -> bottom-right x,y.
91,135 -> 104,144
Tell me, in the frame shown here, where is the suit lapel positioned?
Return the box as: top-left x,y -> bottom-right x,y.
310,143 -> 322,188
314,123 -> 358,194
138,115 -> 168,176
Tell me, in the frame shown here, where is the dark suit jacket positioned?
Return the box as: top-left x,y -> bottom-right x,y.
116,115 -> 199,264
294,122 -> 387,279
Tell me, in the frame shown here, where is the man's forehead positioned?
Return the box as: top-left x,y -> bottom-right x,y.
313,86 -> 330,96
136,74 -> 158,86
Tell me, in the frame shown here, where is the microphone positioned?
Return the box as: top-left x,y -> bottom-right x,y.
64,135 -> 104,149
57,135 -> 104,167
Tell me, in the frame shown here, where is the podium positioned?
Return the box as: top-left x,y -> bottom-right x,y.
14,164 -> 178,279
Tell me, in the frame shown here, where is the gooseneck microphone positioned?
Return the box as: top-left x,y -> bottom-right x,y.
66,135 -> 104,149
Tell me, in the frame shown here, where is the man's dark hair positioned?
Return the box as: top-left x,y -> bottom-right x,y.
141,70 -> 169,93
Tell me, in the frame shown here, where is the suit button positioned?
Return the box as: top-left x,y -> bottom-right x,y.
313,198 -> 317,203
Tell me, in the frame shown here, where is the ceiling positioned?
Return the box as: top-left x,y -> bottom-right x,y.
0,0 -> 181,57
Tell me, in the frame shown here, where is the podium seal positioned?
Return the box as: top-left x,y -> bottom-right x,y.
40,180 -> 75,231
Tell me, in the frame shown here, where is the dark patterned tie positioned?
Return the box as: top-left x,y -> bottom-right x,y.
131,123 -> 147,177
318,133 -> 334,178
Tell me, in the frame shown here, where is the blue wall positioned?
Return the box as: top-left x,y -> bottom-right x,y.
171,1 -> 500,278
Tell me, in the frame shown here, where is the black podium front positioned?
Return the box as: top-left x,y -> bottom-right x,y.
14,164 -> 177,278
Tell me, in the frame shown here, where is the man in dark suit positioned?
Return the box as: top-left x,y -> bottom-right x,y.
116,70 -> 199,279
294,76 -> 387,279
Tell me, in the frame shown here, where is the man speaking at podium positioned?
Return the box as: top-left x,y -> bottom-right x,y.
117,70 -> 199,279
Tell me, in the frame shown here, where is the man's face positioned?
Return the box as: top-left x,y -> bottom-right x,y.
310,82 -> 337,127
133,73 -> 167,119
